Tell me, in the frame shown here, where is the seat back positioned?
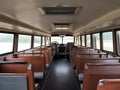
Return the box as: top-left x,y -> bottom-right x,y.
47,46 -> 54,61
70,47 -> 99,64
83,63 -> 120,90
58,45 -> 66,53
76,58 -> 119,74
0,76 -> 28,90
42,49 -> 50,65
0,61 -> 35,90
5,56 -> 46,73
66,42 -> 74,52
97,79 -> 120,90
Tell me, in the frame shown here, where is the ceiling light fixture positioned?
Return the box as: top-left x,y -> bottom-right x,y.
55,27 -> 69,30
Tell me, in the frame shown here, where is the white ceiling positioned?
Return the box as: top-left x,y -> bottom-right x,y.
0,0 -> 120,35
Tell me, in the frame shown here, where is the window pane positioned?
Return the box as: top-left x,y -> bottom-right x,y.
82,35 -> 85,46
51,36 -> 62,44
0,33 -> 14,54
51,36 -> 73,44
93,33 -> 100,49
46,37 -> 50,46
75,36 -> 80,46
34,36 -> 41,47
102,32 -> 113,52
79,36 -> 81,45
116,31 -> 120,54
42,37 -> 45,45
18,34 -> 31,51
63,36 -> 74,44
86,35 -> 91,47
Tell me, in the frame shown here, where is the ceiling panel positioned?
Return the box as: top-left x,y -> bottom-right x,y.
0,0 -> 120,34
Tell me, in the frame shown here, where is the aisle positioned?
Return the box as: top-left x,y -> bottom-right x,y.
42,59 -> 80,90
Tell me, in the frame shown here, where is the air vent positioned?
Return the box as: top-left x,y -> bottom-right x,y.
39,6 -> 82,15
42,7 -> 76,14
54,23 -> 70,26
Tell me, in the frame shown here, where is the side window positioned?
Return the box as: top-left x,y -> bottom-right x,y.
102,32 -> 113,52
79,36 -> 81,45
92,33 -> 100,49
82,35 -> 85,46
34,36 -> 41,47
42,36 -> 45,45
86,34 -> 91,47
0,33 -> 14,54
18,34 -> 31,51
116,31 -> 120,54
46,37 -> 50,46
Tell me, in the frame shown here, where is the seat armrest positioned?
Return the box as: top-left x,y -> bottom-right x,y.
35,83 -> 40,90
